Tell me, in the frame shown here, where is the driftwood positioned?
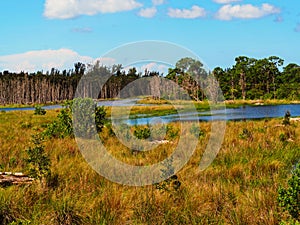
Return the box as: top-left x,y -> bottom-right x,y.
0,172 -> 34,187
290,117 -> 300,122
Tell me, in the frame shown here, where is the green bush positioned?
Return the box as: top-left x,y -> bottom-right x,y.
43,98 -> 106,139
166,125 -> 179,139
72,98 -> 106,138
42,102 -> 73,138
20,122 -> 32,129
239,128 -> 253,140
283,111 -> 291,126
33,105 -> 46,115
190,123 -> 205,138
278,163 -> 300,221
133,126 -> 151,140
155,156 -> 181,192
25,134 -> 51,181
279,133 -> 288,142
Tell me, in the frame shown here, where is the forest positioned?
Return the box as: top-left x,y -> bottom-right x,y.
0,56 -> 300,104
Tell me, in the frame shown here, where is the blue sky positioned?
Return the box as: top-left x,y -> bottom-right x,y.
0,0 -> 299,73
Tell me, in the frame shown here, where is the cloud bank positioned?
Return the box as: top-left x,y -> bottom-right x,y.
44,0 -> 142,19
0,49 -> 93,73
168,5 -> 206,19
152,0 -> 165,6
215,3 -> 280,20
213,0 -> 241,4
138,7 -> 157,18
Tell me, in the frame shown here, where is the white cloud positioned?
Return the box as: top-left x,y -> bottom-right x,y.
152,0 -> 164,6
0,49 -> 93,73
215,3 -> 280,20
138,7 -> 157,18
168,5 -> 206,19
141,62 -> 168,72
123,62 -> 169,75
93,57 -> 116,67
213,0 -> 241,4
44,0 -> 143,19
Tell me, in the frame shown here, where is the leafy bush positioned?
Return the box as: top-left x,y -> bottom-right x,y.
25,134 -> 51,181
190,123 -> 205,138
42,102 -> 73,138
133,126 -> 151,140
166,125 -> 179,139
43,98 -> 106,139
279,133 -> 288,142
33,105 -> 46,115
155,156 -> 181,191
72,98 -> 106,138
283,111 -> 291,126
278,163 -> 300,221
20,122 -> 32,129
239,128 -> 253,140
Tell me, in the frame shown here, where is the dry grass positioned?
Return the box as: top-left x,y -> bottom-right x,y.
0,109 -> 299,224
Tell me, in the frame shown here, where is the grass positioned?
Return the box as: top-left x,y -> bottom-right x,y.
225,99 -> 300,106
0,108 -> 299,224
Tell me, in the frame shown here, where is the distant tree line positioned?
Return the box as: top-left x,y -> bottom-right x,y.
213,56 -> 300,100
0,56 -> 300,104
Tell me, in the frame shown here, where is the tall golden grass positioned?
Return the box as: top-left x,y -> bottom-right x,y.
0,109 -> 299,224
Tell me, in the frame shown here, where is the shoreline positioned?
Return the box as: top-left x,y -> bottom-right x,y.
1,98 -> 300,109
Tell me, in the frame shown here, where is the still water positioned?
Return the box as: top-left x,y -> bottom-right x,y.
121,104 -> 300,125
2,100 -> 300,125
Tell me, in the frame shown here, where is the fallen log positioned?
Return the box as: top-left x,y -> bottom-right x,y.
0,172 -> 34,187
290,117 -> 300,122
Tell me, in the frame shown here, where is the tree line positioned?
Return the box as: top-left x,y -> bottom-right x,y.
0,56 -> 299,104
213,56 -> 300,100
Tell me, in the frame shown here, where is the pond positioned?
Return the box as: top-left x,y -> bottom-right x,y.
1,100 -> 300,125
117,103 -> 300,125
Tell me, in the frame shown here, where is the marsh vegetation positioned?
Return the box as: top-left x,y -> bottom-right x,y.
0,103 -> 299,224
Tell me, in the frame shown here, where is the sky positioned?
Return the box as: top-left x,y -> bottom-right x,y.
0,0 -> 300,73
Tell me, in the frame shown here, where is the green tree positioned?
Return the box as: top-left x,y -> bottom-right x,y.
25,134 -> 51,181
278,163 -> 300,221
34,105 -> 46,115
233,56 -> 256,100
278,63 -> 300,99
72,98 -> 106,138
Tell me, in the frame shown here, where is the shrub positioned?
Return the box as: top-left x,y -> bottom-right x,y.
20,122 -> 32,129
25,134 -> 51,182
155,156 -> 181,191
33,105 -> 46,115
72,98 -> 106,138
166,125 -> 179,139
133,126 -> 151,140
44,98 -> 106,139
283,111 -> 291,126
190,123 -> 205,138
278,163 -> 300,221
239,128 -> 253,140
42,102 -> 73,138
43,98 -> 106,138
279,133 -> 288,142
